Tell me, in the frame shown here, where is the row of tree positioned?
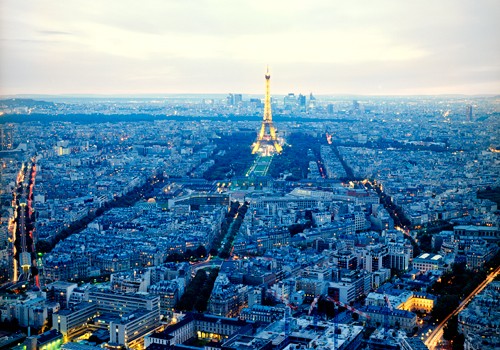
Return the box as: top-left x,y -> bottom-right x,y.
165,245 -> 207,263
208,201 -> 240,257
203,133 -> 256,180
36,174 -> 165,254
219,201 -> 249,259
269,133 -> 322,180
175,268 -> 219,312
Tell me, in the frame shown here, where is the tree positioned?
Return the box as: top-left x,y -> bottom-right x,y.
432,295 -> 460,321
443,316 -> 458,341
453,333 -> 465,350
195,245 -> 207,258
36,240 -> 53,254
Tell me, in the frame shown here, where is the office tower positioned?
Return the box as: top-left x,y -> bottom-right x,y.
466,104 -> 473,122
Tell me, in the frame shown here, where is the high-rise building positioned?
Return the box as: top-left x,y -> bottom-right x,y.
298,94 -> 306,111
327,104 -> 334,114
227,93 -> 243,106
466,104 -> 473,122
283,93 -> 297,110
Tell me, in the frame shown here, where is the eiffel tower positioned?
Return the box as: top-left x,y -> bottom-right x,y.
251,67 -> 282,155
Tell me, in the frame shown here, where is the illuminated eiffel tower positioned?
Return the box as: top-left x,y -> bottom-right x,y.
251,67 -> 282,155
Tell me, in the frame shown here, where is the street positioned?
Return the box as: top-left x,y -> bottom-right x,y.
425,264 -> 500,349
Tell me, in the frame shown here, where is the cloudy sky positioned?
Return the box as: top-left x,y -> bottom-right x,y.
1,0 -> 499,95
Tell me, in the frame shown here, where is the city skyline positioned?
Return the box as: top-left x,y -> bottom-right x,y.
1,0 -> 499,96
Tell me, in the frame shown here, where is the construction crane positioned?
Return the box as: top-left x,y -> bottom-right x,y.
324,296 -> 371,320
267,288 -> 297,336
308,296 -> 320,329
384,293 -> 393,332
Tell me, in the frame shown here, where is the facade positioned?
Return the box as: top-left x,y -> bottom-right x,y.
366,292 -> 435,313
363,245 -> 389,273
388,241 -> 411,271
296,277 -> 326,298
110,269 -> 151,293
36,330 -> 64,350
208,274 -> 248,318
334,250 -> 358,270
148,279 -> 183,312
109,309 -> 161,347
52,302 -> 98,340
240,304 -> 286,323
4,295 -> 47,328
454,225 -> 499,241
46,281 -> 78,309
328,269 -> 372,304
145,313 -> 252,348
88,288 -> 160,316
361,305 -> 417,331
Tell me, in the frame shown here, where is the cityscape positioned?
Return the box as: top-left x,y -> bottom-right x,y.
1,1 -> 499,350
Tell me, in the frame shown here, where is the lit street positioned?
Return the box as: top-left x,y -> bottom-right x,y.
425,265 -> 500,349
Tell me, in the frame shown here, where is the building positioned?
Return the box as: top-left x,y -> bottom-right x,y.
454,225 -> 499,241
363,245 -> 389,273
327,270 -> 372,304
333,250 -> 358,270
412,253 -> 444,273
240,304 -> 286,323
361,305 -> 417,332
364,328 -> 428,350
366,292 -> 435,314
53,288 -> 160,344
111,269 -> 151,293
259,316 -> 364,350
387,242 -> 411,271
88,288 -> 160,316
207,274 -> 248,318
144,312 -> 253,348
31,330 -> 63,350
109,308 -> 161,348
46,281 -> 78,309
465,104 -> 473,122
52,302 -> 98,340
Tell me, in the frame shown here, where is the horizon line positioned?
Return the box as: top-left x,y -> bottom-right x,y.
2,92 -> 499,99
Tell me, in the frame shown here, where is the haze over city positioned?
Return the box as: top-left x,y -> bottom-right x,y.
0,2 -> 499,350
1,0 -> 499,96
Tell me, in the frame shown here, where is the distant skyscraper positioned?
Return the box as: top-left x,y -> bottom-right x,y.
234,94 -> 242,104
283,93 -> 296,110
352,100 -> 360,111
466,104 -> 473,122
227,93 -> 243,106
298,94 -> 306,111
308,92 -> 316,109
327,104 -> 334,114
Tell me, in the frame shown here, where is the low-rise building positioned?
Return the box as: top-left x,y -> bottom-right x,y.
412,253 -> 444,273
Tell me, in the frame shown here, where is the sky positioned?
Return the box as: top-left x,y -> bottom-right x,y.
1,0 -> 499,96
